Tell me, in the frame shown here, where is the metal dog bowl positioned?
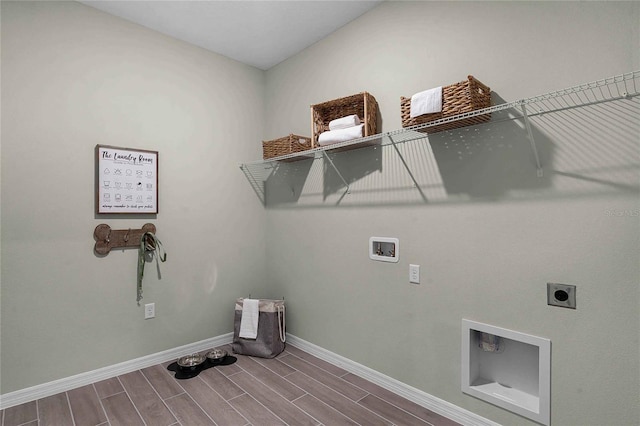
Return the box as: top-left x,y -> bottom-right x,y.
177,354 -> 206,370
206,348 -> 228,362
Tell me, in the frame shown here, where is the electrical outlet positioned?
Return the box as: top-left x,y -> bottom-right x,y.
547,283 -> 576,309
409,264 -> 420,284
144,303 -> 155,319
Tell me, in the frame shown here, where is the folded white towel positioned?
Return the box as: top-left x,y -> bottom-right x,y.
410,86 -> 442,118
318,124 -> 364,146
329,114 -> 361,131
239,298 -> 259,339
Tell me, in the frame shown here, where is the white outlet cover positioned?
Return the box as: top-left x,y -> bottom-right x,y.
144,303 -> 155,319
409,264 -> 420,284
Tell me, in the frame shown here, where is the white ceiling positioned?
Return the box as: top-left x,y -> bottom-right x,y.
78,1 -> 383,70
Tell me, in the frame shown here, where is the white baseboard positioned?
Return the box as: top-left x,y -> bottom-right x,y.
1,332 -> 497,426
286,334 -> 500,426
0,333 -> 233,410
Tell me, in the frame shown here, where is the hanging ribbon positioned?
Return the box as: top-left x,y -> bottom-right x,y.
137,231 -> 167,304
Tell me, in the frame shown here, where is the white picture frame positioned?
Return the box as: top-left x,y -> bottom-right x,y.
96,145 -> 158,214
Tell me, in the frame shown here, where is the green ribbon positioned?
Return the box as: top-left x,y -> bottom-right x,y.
137,232 -> 167,304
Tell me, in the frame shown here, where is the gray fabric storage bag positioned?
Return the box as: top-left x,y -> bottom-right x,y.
232,298 -> 286,358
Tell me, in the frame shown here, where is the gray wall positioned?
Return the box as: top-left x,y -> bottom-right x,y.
1,2 -> 639,426
263,2 -> 639,426
1,1 -> 266,393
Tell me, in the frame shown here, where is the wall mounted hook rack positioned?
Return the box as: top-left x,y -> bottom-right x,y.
94,223 -> 156,255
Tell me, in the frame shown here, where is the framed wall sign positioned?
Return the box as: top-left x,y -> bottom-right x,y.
96,145 -> 158,214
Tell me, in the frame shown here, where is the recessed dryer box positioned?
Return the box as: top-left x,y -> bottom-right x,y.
462,319 -> 551,425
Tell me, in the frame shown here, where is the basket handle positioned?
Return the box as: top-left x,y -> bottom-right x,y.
277,304 -> 286,343
468,75 -> 490,95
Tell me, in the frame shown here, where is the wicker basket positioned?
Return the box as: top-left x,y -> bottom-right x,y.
401,76 -> 491,133
262,134 -> 312,160
311,92 -> 378,148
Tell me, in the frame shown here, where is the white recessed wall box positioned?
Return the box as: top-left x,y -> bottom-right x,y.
369,237 -> 399,263
462,319 -> 551,425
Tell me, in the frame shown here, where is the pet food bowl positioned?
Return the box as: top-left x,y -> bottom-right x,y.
206,348 -> 228,362
177,354 -> 206,371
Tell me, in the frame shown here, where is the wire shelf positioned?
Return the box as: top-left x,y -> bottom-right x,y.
240,70 -> 640,190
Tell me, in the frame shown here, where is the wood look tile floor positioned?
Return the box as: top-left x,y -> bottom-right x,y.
1,344 -> 460,426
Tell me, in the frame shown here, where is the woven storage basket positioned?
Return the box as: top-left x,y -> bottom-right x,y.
262,134 -> 312,160
311,92 -> 378,148
401,76 -> 491,133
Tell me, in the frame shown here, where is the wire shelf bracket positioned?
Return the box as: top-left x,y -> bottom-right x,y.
388,134 -> 428,202
519,103 -> 544,178
322,150 -> 350,194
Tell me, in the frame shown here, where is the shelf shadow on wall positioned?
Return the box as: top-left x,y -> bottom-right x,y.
429,100 -> 554,200
263,158 -> 314,205
252,94 -> 639,208
323,142 -> 383,201
258,115 -> 555,207
321,104 -> 386,201
529,94 -> 640,195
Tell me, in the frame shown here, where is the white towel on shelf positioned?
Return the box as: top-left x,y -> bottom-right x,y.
239,298 -> 259,339
410,86 -> 442,118
318,124 -> 364,146
329,114 -> 361,131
